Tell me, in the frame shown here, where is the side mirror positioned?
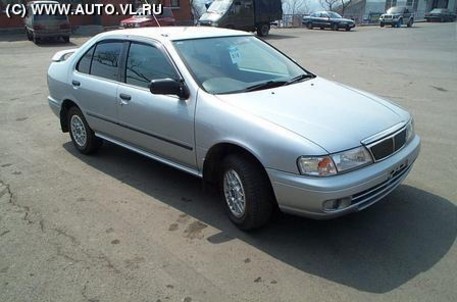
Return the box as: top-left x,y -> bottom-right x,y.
149,78 -> 190,100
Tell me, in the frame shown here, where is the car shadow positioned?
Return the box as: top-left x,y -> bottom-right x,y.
34,39 -> 77,47
63,141 -> 457,293
262,32 -> 299,40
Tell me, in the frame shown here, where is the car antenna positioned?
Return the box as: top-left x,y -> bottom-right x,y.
143,0 -> 161,27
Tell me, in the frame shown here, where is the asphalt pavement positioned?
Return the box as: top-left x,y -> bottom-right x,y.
0,23 -> 456,301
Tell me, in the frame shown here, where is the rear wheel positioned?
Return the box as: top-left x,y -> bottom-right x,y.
256,23 -> 270,37
26,29 -> 32,41
32,33 -> 40,44
220,155 -> 274,230
407,19 -> 413,27
68,107 -> 102,154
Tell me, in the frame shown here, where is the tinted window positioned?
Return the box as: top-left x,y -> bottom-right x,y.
126,43 -> 177,88
91,42 -> 123,81
76,46 -> 95,74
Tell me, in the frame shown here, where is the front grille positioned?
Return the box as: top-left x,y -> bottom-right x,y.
351,161 -> 411,209
367,128 -> 407,161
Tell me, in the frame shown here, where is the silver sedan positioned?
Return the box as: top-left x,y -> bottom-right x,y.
47,27 -> 420,230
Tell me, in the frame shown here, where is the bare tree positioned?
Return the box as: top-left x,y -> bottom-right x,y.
339,0 -> 353,16
283,0 -> 309,15
319,0 -> 339,11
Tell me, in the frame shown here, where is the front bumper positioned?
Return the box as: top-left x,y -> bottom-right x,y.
338,22 -> 355,28
379,17 -> 400,25
267,135 -> 420,219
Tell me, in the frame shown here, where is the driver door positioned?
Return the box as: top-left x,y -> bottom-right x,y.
116,41 -> 196,168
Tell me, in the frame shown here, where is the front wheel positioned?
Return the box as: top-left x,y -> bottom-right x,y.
380,22 -> 385,27
256,23 -> 270,37
221,155 -> 274,230
68,107 -> 101,154
407,19 -> 413,27
307,22 -> 313,29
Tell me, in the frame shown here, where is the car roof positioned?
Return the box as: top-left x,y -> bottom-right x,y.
28,0 -> 60,5
98,27 -> 252,42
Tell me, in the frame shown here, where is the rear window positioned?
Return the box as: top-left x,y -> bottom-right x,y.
34,14 -> 67,21
91,42 -> 123,81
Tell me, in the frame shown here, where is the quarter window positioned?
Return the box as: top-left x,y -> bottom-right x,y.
90,42 -> 123,81
126,43 -> 177,88
76,46 -> 95,74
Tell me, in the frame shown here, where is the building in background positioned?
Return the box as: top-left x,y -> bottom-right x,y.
341,0 -> 456,23
0,0 -> 192,30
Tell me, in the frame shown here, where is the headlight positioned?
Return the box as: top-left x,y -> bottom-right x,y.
405,118 -> 415,143
298,146 -> 373,176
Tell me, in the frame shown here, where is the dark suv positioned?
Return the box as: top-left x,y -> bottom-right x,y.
379,6 -> 414,28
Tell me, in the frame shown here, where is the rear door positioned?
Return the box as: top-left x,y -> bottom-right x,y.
71,41 -> 123,136
116,41 -> 196,168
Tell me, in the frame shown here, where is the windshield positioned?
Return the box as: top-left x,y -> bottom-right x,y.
207,0 -> 233,14
328,12 -> 342,18
173,36 -> 313,94
387,7 -> 404,14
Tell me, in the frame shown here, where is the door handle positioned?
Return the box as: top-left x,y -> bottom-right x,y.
71,80 -> 81,87
119,93 -> 131,101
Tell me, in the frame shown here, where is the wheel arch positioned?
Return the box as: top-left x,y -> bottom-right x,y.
60,99 -> 79,132
202,142 -> 267,185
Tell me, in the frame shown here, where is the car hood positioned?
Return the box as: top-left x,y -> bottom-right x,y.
121,16 -> 153,24
215,77 -> 409,153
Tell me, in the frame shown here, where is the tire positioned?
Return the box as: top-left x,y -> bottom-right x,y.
63,36 -> 70,43
380,22 -> 385,27
320,27 -> 324,30
396,18 -> 403,28
331,23 -> 338,31
220,155 -> 274,230
306,22 -> 313,29
68,106 -> 101,154
345,25 -> 351,31
407,19 -> 413,27
32,33 -> 40,44
256,23 -> 270,37
26,29 -> 32,41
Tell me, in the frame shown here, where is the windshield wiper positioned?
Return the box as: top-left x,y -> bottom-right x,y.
244,80 -> 287,92
284,74 -> 315,86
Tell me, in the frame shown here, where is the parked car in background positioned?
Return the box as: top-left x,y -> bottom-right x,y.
47,27 -> 420,230
379,6 -> 414,28
24,0 -> 71,44
120,6 -> 175,28
425,8 -> 456,22
302,11 -> 355,31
